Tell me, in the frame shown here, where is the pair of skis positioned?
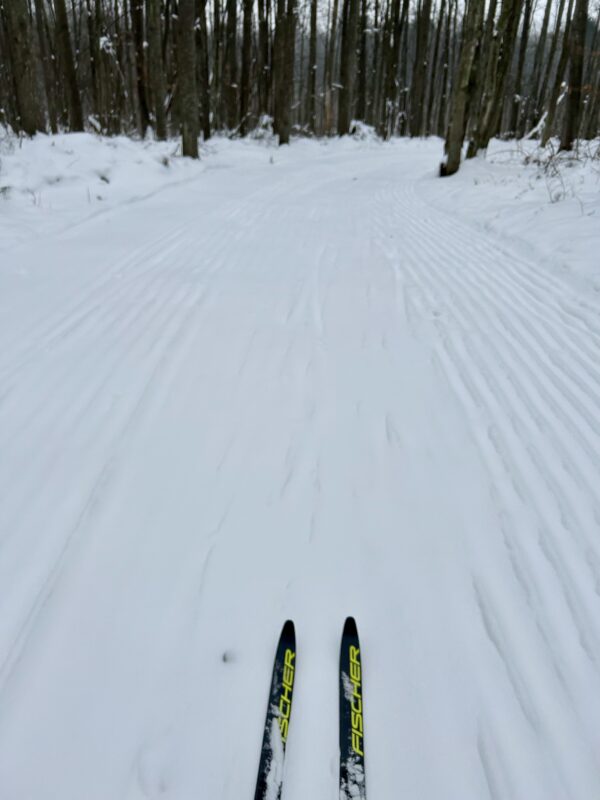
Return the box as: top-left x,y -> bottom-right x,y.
253,617 -> 366,800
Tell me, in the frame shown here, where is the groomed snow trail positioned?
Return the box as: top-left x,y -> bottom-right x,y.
1,140 -> 599,799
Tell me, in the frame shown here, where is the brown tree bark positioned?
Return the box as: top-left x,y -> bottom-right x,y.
524,0 -> 553,131
338,0 -> 360,133
425,0 -> 445,134
257,0 -> 270,116
441,0 -> 483,175
559,0 -> 589,149
33,0 -> 59,133
197,0 -> 212,139
274,0 -> 297,142
379,0 -> 401,137
410,0 -> 433,135
2,0 -> 45,135
355,0 -> 368,121
537,0 -> 567,114
323,0 -> 340,132
54,0 -> 84,130
467,0 -> 524,155
435,0 -> 453,135
131,0 -> 151,136
308,0 -> 318,130
240,0 -> 253,133
223,0 -> 238,129
541,0 -> 575,145
177,0 -> 199,156
146,0 -> 168,139
508,0 -> 533,137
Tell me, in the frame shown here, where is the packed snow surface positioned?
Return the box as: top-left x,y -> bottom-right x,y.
0,132 -> 599,799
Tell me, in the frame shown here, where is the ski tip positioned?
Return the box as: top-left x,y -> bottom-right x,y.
342,616 -> 358,637
281,619 -> 295,640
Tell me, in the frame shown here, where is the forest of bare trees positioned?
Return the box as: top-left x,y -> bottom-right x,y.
0,0 -> 598,172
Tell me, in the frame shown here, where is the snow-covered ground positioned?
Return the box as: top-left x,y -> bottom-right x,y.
0,131 -> 599,799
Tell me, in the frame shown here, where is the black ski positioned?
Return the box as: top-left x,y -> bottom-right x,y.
339,616 -> 366,800
254,620 -> 296,800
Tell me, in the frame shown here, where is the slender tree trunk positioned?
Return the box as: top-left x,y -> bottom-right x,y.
324,0 -> 340,132
33,0 -> 59,133
537,0 -> 567,115
308,0 -> 318,129
508,0 -> 533,137
469,0 -> 524,155
425,0 -> 445,134
410,0 -> 433,135
396,0 -> 409,134
54,0 -> 84,130
441,0 -> 483,175
257,0 -> 270,116
196,0 -> 212,138
369,0 -> 381,124
541,0 -> 575,144
356,0 -> 368,120
380,0 -> 399,137
2,0 -> 45,134
338,0 -> 360,133
524,0 -> 553,131
559,0 -> 588,149
275,0 -> 297,142
177,0 -> 199,156
131,0 -> 150,135
240,0 -> 253,133
213,0 -> 223,127
146,0 -> 167,138
223,0 -> 238,129
436,0 -> 453,135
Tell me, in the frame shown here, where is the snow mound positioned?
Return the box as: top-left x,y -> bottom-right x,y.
0,129 -> 204,251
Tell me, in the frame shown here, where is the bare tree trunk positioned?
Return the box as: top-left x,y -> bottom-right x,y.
559,0 -> 588,149
369,0 -> 381,124
356,0 -> 367,120
257,0 -> 270,116
541,0 -> 575,145
54,0 -> 84,130
410,0 -> 433,135
177,0 -> 199,156
146,0 -> 167,138
323,0 -> 339,132
308,0 -> 318,130
436,0 -> 453,135
468,0 -> 524,155
240,0 -> 253,133
581,7 -> 600,137
274,0 -> 297,142
223,0 -> 238,129
212,0 -> 223,126
508,0 -> 533,137
441,0 -> 482,175
396,0 -> 409,134
131,0 -> 150,135
197,0 -> 212,139
524,0 -> 553,132
380,0 -> 400,137
425,0 -> 445,134
338,0 -> 360,133
2,0 -> 46,134
33,0 -> 59,133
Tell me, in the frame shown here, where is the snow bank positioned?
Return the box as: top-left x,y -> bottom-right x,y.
416,138 -> 600,293
0,129 -> 204,251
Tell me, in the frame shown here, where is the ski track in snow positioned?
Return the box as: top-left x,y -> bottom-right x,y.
0,142 -> 599,799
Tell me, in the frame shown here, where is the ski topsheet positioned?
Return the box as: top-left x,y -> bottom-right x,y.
339,616 -> 366,800
254,620 -> 296,800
